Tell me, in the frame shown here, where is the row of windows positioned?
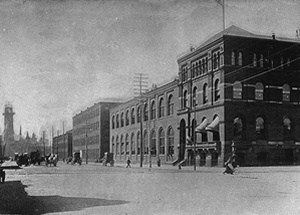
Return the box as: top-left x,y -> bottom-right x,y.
233,115 -> 294,141
233,82 -> 292,102
231,51 -> 291,68
73,122 -> 100,136
111,126 -> 175,156
112,94 -> 175,129
182,79 -> 220,108
182,53 -> 221,82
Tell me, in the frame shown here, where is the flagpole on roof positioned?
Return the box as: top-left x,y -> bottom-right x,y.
216,0 -> 225,30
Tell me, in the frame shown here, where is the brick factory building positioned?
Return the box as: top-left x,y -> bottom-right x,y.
72,102 -> 120,163
110,25 -> 300,167
110,80 -> 179,165
177,25 -> 300,167
53,130 -> 72,161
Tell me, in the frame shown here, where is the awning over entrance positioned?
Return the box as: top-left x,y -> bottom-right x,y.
195,118 -> 208,133
206,116 -> 219,132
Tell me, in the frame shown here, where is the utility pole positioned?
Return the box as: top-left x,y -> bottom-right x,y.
133,73 -> 149,168
56,130 -> 59,158
85,121 -> 88,164
43,131 -> 46,158
51,126 -> 54,154
62,121 -> 65,161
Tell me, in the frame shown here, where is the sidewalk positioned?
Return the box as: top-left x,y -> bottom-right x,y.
89,160 -> 224,173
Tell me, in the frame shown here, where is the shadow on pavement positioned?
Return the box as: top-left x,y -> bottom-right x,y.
0,180 -> 128,215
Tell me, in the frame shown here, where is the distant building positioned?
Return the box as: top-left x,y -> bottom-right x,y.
72,102 -> 120,162
2,103 -> 15,157
53,130 -> 72,160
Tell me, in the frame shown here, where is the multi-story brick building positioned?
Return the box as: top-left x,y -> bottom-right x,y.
53,130 -> 72,161
177,25 -> 300,167
110,79 -> 179,165
72,102 -> 119,162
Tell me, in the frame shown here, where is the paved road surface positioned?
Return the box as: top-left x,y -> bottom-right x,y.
1,162 -> 300,215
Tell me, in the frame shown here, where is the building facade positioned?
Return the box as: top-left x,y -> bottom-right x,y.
72,102 -> 119,162
53,130 -> 72,160
177,25 -> 300,167
110,80 -> 180,164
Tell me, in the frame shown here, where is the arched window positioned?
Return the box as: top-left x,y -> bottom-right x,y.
137,131 -> 140,154
144,103 -> 148,121
150,100 -> 156,120
167,94 -> 174,115
260,54 -> 264,68
125,134 -> 129,154
137,106 -> 141,123
131,133 -> 135,154
150,129 -> 156,156
158,97 -> 164,118
231,51 -> 236,65
112,115 -> 115,129
233,116 -> 244,141
131,108 -> 135,124
144,131 -> 148,154
116,114 -> 119,128
238,51 -> 243,66
214,79 -> 220,102
203,83 -> 208,104
282,84 -> 290,102
283,116 -> 293,140
256,116 -> 266,140
255,82 -> 264,100
183,90 -> 188,108
159,128 -> 165,155
233,81 -> 242,99
125,110 -> 129,126
253,53 -> 257,67
116,136 -> 119,155
193,87 -> 197,106
111,136 -> 115,154
167,126 -> 174,160
121,135 -> 124,154
121,112 -> 124,127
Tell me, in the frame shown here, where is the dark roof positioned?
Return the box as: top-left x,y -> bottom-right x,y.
200,25 -> 254,48
178,25 -> 300,61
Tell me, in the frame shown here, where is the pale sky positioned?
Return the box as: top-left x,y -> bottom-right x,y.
0,0 -> 299,139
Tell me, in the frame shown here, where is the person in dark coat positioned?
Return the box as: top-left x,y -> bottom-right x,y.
223,154 -> 236,175
0,167 -> 5,183
126,158 -> 131,168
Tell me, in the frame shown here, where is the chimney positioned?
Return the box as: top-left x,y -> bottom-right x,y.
272,33 -> 276,40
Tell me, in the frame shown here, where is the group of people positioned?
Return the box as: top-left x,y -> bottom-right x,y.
126,158 -> 161,168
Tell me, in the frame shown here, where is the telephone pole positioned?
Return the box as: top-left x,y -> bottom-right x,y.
133,73 -> 148,168
62,121 -> 65,161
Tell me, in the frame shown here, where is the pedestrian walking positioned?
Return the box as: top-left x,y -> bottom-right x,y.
157,158 -> 161,167
126,158 -> 131,168
223,154 -> 235,175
